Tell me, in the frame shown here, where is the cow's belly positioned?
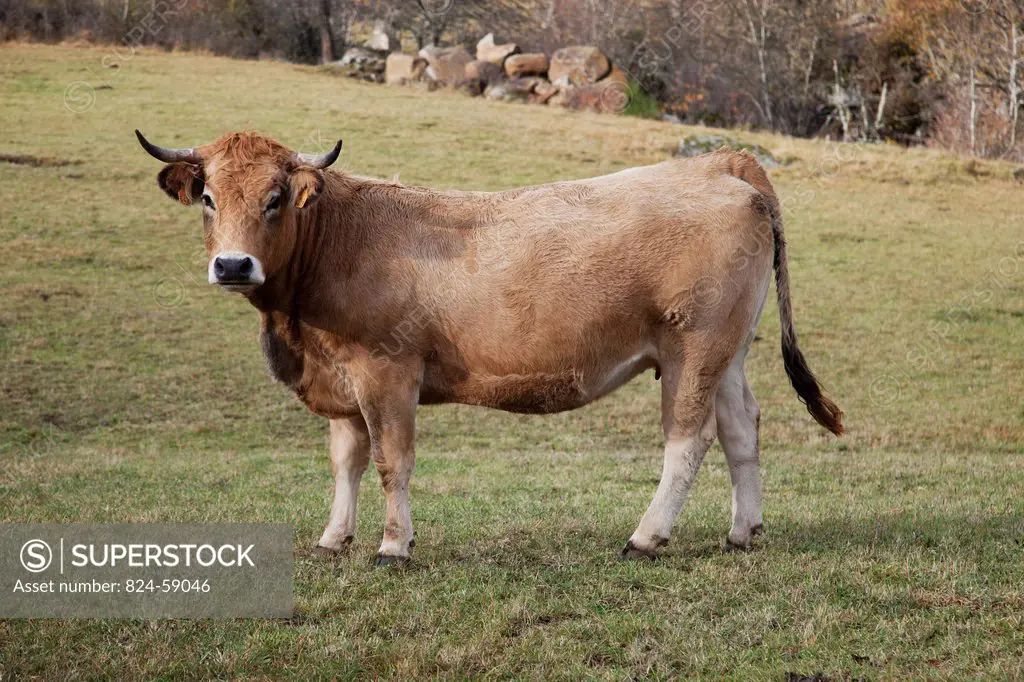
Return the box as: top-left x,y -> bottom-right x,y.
267,316 -> 658,417
423,346 -> 658,414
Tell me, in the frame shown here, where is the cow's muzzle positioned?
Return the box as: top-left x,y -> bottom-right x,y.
209,252 -> 265,292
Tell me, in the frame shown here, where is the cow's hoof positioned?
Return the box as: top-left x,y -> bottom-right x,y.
312,536 -> 353,558
723,536 -> 754,553
724,524 -> 763,552
619,540 -> 660,561
313,545 -> 339,558
374,553 -> 410,568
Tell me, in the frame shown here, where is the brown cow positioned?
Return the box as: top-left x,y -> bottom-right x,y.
137,130 -> 843,565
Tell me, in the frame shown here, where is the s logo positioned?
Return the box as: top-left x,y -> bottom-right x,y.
20,539 -> 52,573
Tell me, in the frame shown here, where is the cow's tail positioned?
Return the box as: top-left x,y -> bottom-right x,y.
770,205 -> 844,435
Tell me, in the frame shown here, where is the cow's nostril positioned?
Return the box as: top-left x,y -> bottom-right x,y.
213,257 -> 226,278
239,257 -> 253,277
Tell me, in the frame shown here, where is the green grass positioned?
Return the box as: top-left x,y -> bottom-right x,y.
1,43 -> 1023,680
624,80 -> 662,119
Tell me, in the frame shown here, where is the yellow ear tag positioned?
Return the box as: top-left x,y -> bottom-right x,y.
295,187 -> 313,209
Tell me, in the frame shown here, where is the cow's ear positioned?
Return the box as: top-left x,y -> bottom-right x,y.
289,168 -> 325,210
157,163 -> 204,206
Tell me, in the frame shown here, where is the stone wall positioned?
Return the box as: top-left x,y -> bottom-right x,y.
335,32 -> 633,116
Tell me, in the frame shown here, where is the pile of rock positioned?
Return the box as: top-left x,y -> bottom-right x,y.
382,33 -> 633,114
325,21 -> 397,84
328,47 -> 387,83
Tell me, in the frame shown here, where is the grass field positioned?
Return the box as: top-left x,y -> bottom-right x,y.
1,42 -> 1023,679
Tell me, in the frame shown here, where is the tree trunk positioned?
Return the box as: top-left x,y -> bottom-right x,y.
745,0 -> 774,131
120,0 -> 132,37
1009,21 -> 1019,150
541,0 -> 556,30
969,63 -> 978,154
319,0 -> 334,64
832,59 -> 851,142
874,81 -> 888,138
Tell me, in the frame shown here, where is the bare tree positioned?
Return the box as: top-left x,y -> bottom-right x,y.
739,0 -> 775,130
984,0 -> 1024,151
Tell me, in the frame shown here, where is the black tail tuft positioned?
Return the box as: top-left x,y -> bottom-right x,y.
771,203 -> 844,436
780,335 -> 844,435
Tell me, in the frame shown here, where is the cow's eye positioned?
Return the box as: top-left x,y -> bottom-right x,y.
202,194 -> 215,210
264,194 -> 281,215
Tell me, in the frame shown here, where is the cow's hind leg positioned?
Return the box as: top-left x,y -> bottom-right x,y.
314,415 -> 371,555
716,339 -> 763,550
622,334 -> 730,559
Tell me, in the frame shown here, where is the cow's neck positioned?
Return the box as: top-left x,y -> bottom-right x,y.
248,172 -> 474,347
246,172 -> 360,338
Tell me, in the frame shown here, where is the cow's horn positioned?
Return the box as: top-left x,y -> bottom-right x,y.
296,139 -> 343,169
135,130 -> 202,164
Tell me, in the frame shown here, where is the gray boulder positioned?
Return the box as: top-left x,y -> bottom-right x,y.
673,134 -> 780,168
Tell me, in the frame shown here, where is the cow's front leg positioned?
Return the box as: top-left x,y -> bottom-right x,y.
360,364 -> 421,566
314,415 -> 370,555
